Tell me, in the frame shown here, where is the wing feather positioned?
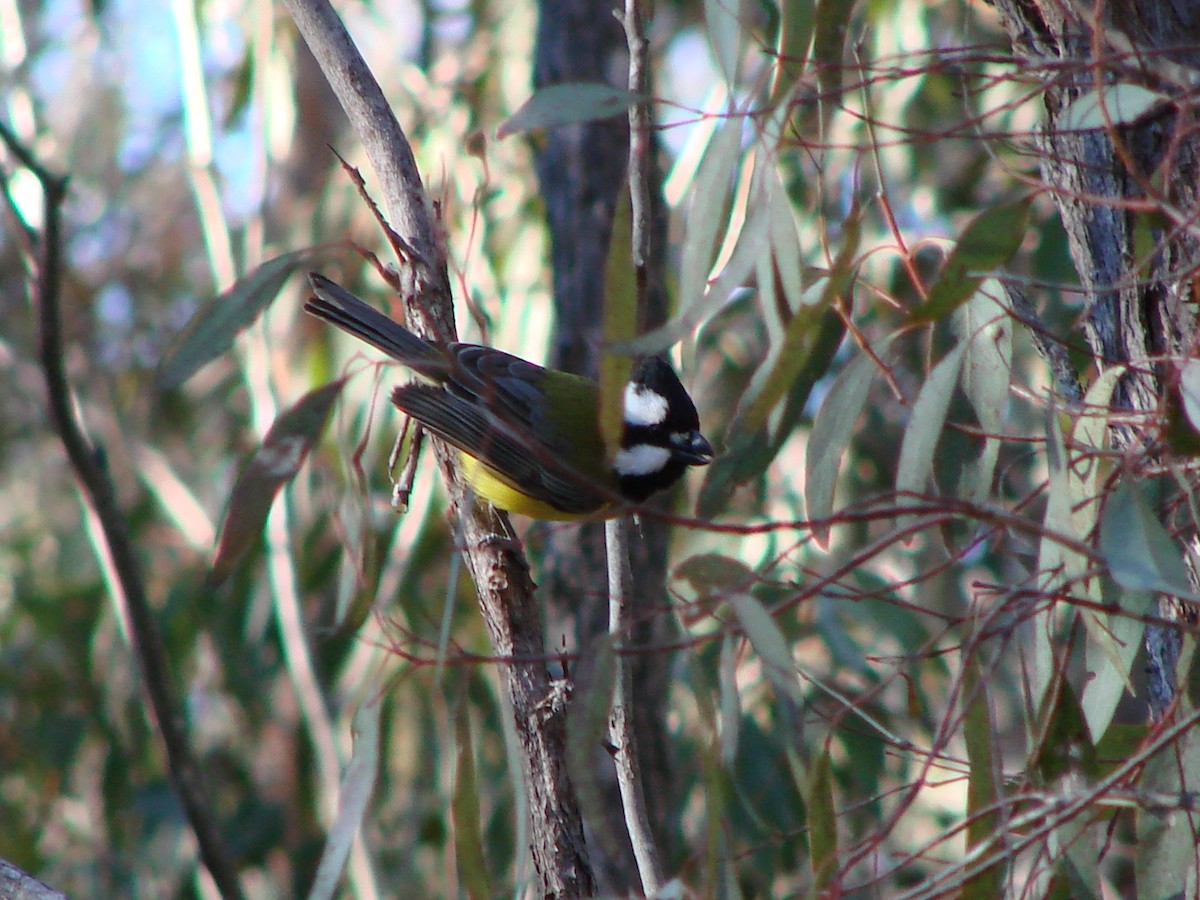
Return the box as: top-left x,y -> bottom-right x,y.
393,384 -> 604,514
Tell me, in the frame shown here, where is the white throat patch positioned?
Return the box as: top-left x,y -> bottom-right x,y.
623,382 -> 669,427
614,444 -> 673,477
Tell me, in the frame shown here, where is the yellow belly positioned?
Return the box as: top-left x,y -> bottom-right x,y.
458,451 -> 612,521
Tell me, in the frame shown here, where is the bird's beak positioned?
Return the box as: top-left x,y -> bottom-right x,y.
674,432 -> 715,465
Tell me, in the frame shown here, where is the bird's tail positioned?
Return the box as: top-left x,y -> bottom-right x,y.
305,272 -> 443,369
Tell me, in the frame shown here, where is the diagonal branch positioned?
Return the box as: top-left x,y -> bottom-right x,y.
280,2 -> 596,894
0,124 -> 245,899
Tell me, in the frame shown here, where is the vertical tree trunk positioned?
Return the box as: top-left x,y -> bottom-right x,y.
533,0 -> 679,890
992,0 -> 1200,715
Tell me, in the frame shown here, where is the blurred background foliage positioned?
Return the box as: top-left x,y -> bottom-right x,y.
0,0 -> 1171,896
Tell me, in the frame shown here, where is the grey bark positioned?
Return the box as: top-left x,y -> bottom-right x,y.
533,0 -> 679,891
284,2 -> 596,894
991,0 -> 1200,717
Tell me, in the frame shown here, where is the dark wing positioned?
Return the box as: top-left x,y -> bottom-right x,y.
393,384 -> 605,514
445,344 -> 569,435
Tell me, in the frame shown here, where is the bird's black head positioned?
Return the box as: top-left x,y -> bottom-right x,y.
614,356 -> 714,502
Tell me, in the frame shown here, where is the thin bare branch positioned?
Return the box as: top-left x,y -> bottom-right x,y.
0,122 -> 245,900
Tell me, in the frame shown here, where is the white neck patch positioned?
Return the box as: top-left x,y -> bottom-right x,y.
614,444 -> 673,477
624,382 -> 669,427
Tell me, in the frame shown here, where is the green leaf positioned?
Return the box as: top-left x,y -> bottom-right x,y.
1081,588 -> 1149,743
496,83 -> 641,138
727,592 -> 801,702
727,202 -> 858,442
910,199 -> 1032,324
1031,674 -> 1105,899
1100,481 -> 1200,600
1033,406 -> 1072,710
695,195 -> 857,517
812,0 -> 852,126
895,342 -> 965,513
156,251 -> 309,390
806,746 -> 838,891
617,115 -> 754,357
963,659 -> 1005,898
1179,358 -> 1200,430
307,697 -> 381,900
769,0 -> 814,104
718,634 -> 741,766
674,553 -> 756,596
956,280 -> 1012,502
762,163 -> 807,329
679,113 -> 745,326
453,703 -> 492,900
1031,676 -> 1097,784
697,296 -> 845,517
806,338 -> 887,545
210,378 -> 347,584
1059,84 -> 1169,131
1136,725 -> 1200,899
705,0 -> 743,86
694,425 -> 772,519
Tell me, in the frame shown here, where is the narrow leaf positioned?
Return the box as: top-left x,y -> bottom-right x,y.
210,378 -> 346,584
1032,676 -> 1098,784
1100,481 -> 1199,600
1082,589 -> 1148,744
769,0 -> 814,104
617,179 -> 766,357
1180,359 -> 1200,428
957,281 -> 1012,502
812,0 -> 853,126
453,704 -> 493,900
725,201 -> 858,443
963,659 -> 1005,898
1033,406 -> 1072,710
697,300 -> 845,517
307,698 -> 381,900
496,83 -> 641,138
806,746 -> 838,891
1136,726 -> 1200,900
910,200 -> 1032,324
727,592 -> 801,702
705,0 -> 743,86
896,342 -> 965,510
806,339 -> 887,545
1059,84 -> 1169,132
157,251 -> 309,390
718,634 -> 741,766
674,553 -> 756,596
678,114 -> 745,330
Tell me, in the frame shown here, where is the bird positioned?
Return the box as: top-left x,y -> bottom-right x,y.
304,272 -> 713,520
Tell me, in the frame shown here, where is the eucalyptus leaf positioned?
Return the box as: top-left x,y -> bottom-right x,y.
452,702 -> 492,900
1059,84 -> 1169,132
806,339 -> 886,545
1100,481 -> 1199,601
705,0 -> 743,86
306,698 -> 381,900
157,251 -> 309,390
896,342 -> 965,515
210,378 -> 346,584
1136,726 -> 1200,900
727,592 -> 802,702
910,200 -> 1032,324
497,83 -> 641,138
